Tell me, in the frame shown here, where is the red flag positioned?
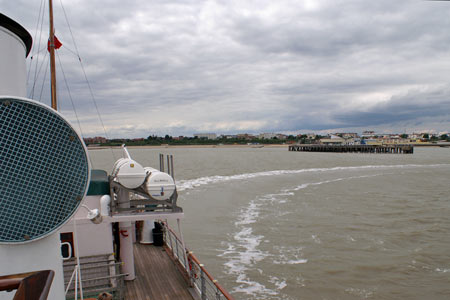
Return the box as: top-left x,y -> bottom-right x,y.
47,36 -> 63,52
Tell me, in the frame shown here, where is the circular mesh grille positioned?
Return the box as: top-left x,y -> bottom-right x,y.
0,97 -> 90,243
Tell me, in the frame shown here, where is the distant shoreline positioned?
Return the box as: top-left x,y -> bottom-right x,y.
87,144 -> 289,150
87,142 -> 450,150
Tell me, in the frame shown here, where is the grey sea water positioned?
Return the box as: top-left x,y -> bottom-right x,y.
89,146 -> 450,300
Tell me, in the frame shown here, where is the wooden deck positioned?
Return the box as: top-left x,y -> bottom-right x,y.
125,243 -> 195,300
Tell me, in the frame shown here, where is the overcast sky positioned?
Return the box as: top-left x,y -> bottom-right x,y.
2,0 -> 450,137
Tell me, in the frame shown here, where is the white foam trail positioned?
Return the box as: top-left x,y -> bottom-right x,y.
219,199 -> 276,297
235,201 -> 259,226
273,257 -> 308,265
221,191 -> 311,296
269,276 -> 287,290
272,245 -> 308,266
311,234 -> 322,244
287,259 -> 308,264
233,277 -> 278,296
219,174 -> 381,297
285,173 -> 384,192
347,235 -> 356,242
177,164 -> 449,191
345,287 -> 376,299
215,164 -> 450,297
436,268 -> 450,273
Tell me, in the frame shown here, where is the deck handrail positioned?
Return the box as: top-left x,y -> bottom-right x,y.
63,259 -> 116,267
0,270 -> 54,300
188,251 -> 235,300
163,222 -> 235,300
70,273 -> 128,284
63,255 -> 126,300
64,262 -> 122,273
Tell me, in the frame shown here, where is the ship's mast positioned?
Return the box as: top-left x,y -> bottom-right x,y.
48,0 -> 57,110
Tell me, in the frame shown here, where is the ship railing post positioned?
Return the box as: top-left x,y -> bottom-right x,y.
159,153 -> 164,172
73,218 -> 84,299
214,280 -> 221,300
187,251 -> 195,287
170,155 -> 175,182
175,233 -> 179,259
167,155 -> 171,176
200,264 -> 206,300
177,219 -> 189,271
168,224 -> 174,251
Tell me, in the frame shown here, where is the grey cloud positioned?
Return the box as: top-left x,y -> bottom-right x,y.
2,0 -> 449,137
228,1 -> 450,58
333,88 -> 450,128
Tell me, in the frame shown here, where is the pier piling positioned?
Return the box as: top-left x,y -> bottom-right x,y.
288,144 -> 413,154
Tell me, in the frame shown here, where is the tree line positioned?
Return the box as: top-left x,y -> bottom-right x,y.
99,134 -> 324,146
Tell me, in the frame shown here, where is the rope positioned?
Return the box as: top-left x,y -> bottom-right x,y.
30,47 -> 50,101
38,53 -> 49,102
27,0 -> 45,86
56,51 -> 95,168
27,0 -> 46,99
62,44 -> 80,58
31,0 -> 47,99
59,0 -> 117,161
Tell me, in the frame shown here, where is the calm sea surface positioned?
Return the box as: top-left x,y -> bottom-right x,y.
89,146 -> 450,300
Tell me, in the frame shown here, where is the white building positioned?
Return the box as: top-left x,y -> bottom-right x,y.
258,133 -> 276,139
320,135 -> 345,145
194,133 -> 217,140
275,134 -> 287,140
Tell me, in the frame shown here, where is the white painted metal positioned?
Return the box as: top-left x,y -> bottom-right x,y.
100,195 -> 111,216
140,220 -> 155,244
112,158 -> 146,189
144,167 -> 176,201
122,145 -> 132,159
0,27 -> 27,97
119,222 -> 135,281
86,208 -> 102,224
177,219 -> 190,274
0,20 -> 87,300
131,221 -> 136,243
73,219 -> 84,300
103,212 -> 184,223
117,189 -> 135,281
0,234 -> 66,300
61,196 -> 114,258
61,242 -> 72,260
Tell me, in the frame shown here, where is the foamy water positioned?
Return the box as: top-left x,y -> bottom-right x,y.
217,174 -> 390,297
90,147 -> 450,299
176,163 -> 449,191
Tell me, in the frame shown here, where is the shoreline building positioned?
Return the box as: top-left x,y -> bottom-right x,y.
259,133 -> 276,139
194,133 -> 217,140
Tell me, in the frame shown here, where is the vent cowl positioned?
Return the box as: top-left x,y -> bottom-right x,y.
0,96 -> 90,244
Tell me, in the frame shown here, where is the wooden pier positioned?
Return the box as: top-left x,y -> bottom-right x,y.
288,144 -> 414,154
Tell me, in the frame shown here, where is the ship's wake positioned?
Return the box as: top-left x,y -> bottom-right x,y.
177,163 -> 449,191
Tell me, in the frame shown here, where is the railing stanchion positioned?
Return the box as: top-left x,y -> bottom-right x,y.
215,281 -> 221,300
177,218 -> 189,270
167,155 -> 171,176
162,221 -> 234,300
170,155 -> 175,182
175,234 -> 179,259
159,153 -> 164,172
200,264 -> 206,300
